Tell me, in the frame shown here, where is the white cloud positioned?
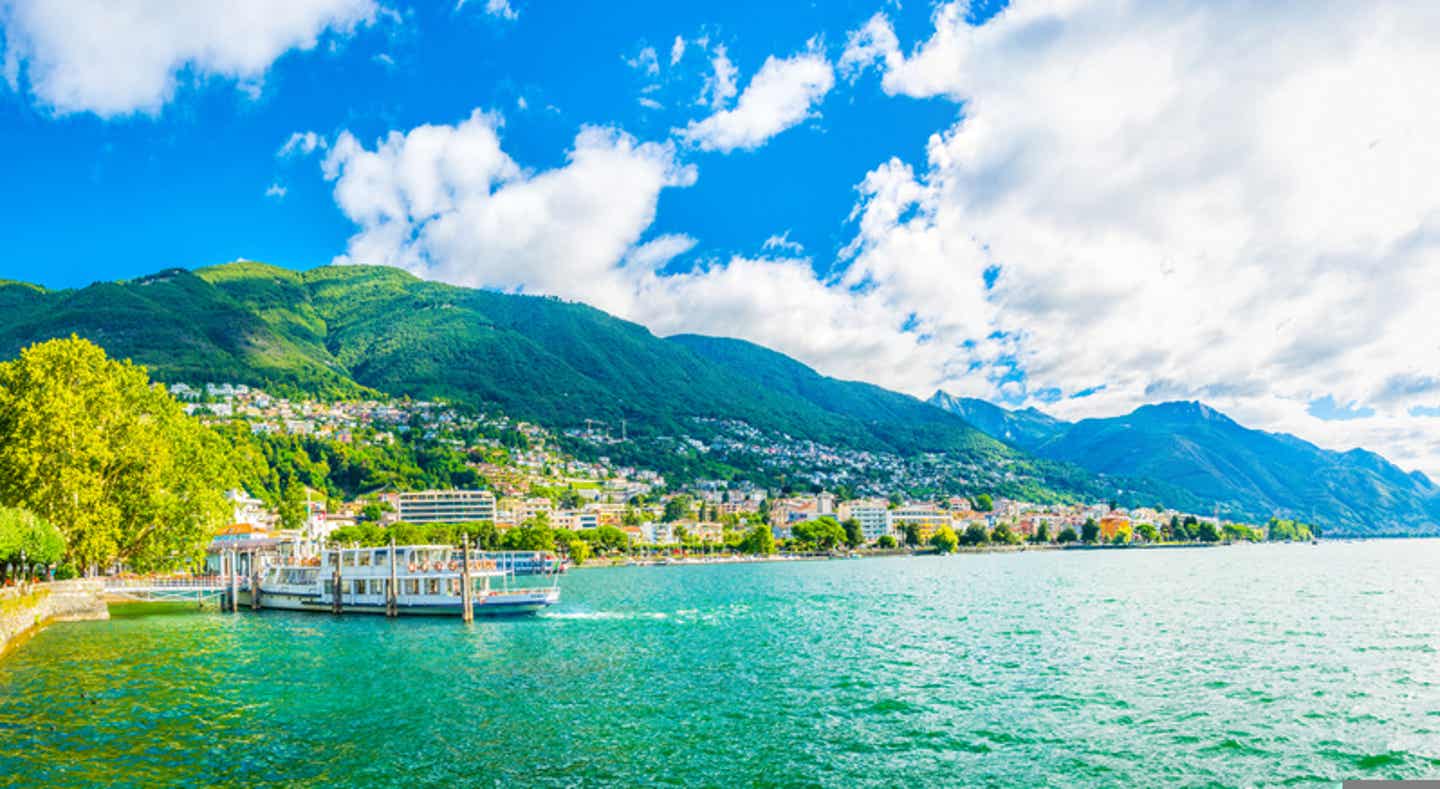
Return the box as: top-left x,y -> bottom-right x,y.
316,109 -> 944,393
323,110 -> 696,305
762,231 -> 804,255
836,0 -> 1440,476
625,46 -> 659,77
697,44 -> 738,110
638,97 -> 663,110
670,36 -> 686,66
265,182 -> 287,199
456,0 -> 516,20
0,0 -> 377,117
278,130 -> 327,157
681,41 -> 835,153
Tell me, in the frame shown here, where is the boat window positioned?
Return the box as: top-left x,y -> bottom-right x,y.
350,580 -> 365,595
446,578 -> 458,595
324,580 -> 334,596
426,578 -> 440,595
405,579 -> 419,596
358,552 -> 371,567
370,579 -> 383,595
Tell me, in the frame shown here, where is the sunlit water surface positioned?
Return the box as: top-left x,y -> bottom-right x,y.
3,541 -> 1440,786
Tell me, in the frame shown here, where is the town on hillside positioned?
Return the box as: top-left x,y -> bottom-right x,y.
183,383 -> 1315,564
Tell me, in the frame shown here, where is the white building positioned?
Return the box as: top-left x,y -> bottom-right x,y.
838,498 -> 892,542
397,490 -> 497,523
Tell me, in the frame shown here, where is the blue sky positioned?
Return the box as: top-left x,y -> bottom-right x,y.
3,0 -> 1440,478
0,1 -> 987,288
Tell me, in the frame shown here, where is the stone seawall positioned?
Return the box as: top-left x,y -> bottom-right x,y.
0,579 -> 109,657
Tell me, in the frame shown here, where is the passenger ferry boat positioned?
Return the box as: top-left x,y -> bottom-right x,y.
251,545 -> 560,616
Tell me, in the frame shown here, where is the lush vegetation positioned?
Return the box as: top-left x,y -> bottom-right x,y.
0,506 -> 64,581
0,338 -> 231,573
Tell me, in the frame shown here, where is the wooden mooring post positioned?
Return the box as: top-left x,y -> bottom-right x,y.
249,550 -> 261,610
331,547 -> 343,615
228,550 -> 239,613
386,537 -> 398,618
460,534 -> 474,623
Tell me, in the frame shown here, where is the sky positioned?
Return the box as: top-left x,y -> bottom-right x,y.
3,0 -> 1440,479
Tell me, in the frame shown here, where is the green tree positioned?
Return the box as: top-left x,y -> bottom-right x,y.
1081,518 -> 1101,543
278,478 -> 308,531
1135,522 -> 1159,543
0,338 -> 231,572
973,493 -> 995,512
1031,522 -> 1051,544
0,506 -> 65,580
1110,523 -> 1132,545
901,522 -> 924,547
791,517 -> 846,551
1056,526 -> 1079,544
991,523 -> 1021,545
738,524 -> 776,555
1195,520 -> 1222,542
662,496 -> 691,523
930,525 -> 959,553
960,523 -> 989,546
842,518 -> 865,548
876,535 -> 897,549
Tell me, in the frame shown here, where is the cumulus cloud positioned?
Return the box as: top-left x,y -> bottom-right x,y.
670,36 -> 686,66
625,46 -> 659,77
265,182 -> 287,199
681,41 -> 835,152
836,0 -> 1440,475
316,109 -> 941,392
762,231 -> 804,255
0,0 -> 377,117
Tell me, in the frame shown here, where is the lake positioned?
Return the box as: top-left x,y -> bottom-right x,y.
3,541 -> 1439,786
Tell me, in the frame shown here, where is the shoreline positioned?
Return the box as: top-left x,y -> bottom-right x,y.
566,538 -> 1283,570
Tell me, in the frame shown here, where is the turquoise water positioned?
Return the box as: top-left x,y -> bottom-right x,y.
3,541 -> 1440,786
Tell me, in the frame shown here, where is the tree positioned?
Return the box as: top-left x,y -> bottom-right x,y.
278,477 -> 308,531
0,506 -> 65,580
791,517 -> 846,551
0,338 -> 231,572
738,524 -> 776,555
960,523 -> 989,546
930,525 -> 959,553
901,522 -> 924,547
662,496 -> 691,523
991,523 -> 1021,545
1031,522 -> 1051,544
1110,523 -> 1132,545
842,518 -> 865,549
1081,518 -> 1101,543
876,535 -> 897,549
973,493 -> 995,512
1195,520 -> 1222,543
1135,523 -> 1159,543
1057,527 -> 1079,544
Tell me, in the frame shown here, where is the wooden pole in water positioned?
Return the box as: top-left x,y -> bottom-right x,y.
331,547 -> 343,615
461,534 -> 474,623
228,550 -> 239,613
387,537 -> 398,618
250,550 -> 261,610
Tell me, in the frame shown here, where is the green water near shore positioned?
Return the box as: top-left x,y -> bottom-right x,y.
3,541 -> 1440,786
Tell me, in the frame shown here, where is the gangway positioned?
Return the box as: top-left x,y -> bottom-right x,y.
102,576 -> 247,603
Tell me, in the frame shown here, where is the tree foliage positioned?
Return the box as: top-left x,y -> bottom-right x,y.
0,506 -> 65,573
0,338 -> 231,572
930,525 -> 959,553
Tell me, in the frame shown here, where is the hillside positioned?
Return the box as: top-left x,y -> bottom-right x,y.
929,392 -> 1440,535
0,262 -> 1037,488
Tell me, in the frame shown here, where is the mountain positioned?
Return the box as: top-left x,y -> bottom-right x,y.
926,392 -> 1068,450
0,262 -> 1032,482
929,393 -> 1440,535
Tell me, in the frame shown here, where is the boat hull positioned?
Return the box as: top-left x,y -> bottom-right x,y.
246,588 -> 559,617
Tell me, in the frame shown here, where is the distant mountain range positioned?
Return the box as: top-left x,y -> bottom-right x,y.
0,260 -> 1433,535
928,393 -> 1440,536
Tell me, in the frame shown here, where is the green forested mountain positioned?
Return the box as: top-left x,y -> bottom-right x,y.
929,393 -> 1440,535
0,262 -> 1001,460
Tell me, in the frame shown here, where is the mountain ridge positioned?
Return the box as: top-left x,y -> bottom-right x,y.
928,390 -> 1440,535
